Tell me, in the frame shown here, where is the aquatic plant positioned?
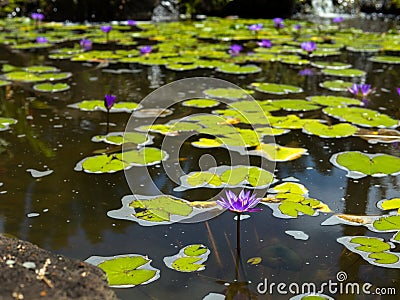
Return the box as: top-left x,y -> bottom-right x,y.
299,68 -> 314,76
36,37 -> 48,44
80,39 -> 92,51
140,46 -> 153,55
300,41 -> 316,53
229,44 -> 242,56
257,39 -> 272,48
104,94 -> 116,134
127,20 -> 137,26
333,17 -> 344,23
100,25 -> 113,43
273,17 -> 284,29
348,83 -> 374,98
217,190 -> 262,214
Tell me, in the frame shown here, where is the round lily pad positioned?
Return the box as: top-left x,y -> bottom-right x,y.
0,80 -> 11,87
182,99 -> 220,108
33,83 -> 70,92
311,61 -> 352,69
38,72 -> 72,81
68,100 -> 141,112
322,68 -> 366,77
24,65 -> 59,73
249,143 -> 307,161
319,80 -> 354,92
4,71 -> 46,82
216,64 -> 261,74
203,88 -> 250,100
251,82 -> 303,95
303,122 -> 358,138
369,56 -> 400,64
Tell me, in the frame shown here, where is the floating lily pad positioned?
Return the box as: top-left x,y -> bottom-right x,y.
216,64 -> 261,74
311,61 -> 351,69
203,88 -> 250,100
330,151 -> 400,179
74,147 -> 168,173
251,82 -> 303,94
85,254 -> 160,288
38,72 -> 72,81
268,99 -> 320,111
182,99 -> 220,108
4,71 -> 46,82
369,56 -> 400,64
164,244 -> 210,272
0,80 -> 11,87
269,115 -> 315,129
319,80 -> 355,92
68,100 -> 141,112
107,195 -> 220,226
354,128 -> 400,144
91,132 -> 153,146
33,83 -> 70,92
249,143 -> 308,162
350,236 -> 391,253
24,65 -> 59,73
302,122 -> 358,138
322,68 -> 366,77
323,107 -> 399,128
191,138 -> 223,148
377,198 -> 400,214
373,215 -> 400,232
175,165 -> 275,191
0,117 -> 17,131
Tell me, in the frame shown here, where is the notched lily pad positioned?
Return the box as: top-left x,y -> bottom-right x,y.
216,64 -> 261,74
85,254 -> 160,288
33,83 -> 70,92
249,143 -> 308,162
164,244 -> 210,272
182,98 -> 220,108
302,122 -> 358,138
68,100 -> 141,112
203,88 -> 250,100
251,82 -> 303,95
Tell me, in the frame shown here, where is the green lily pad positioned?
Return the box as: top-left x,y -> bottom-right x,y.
322,68 -> 366,77
164,244 -> 210,272
323,107 -> 399,128
311,61 -> 352,69
4,71 -> 46,82
268,115 -> 315,129
369,55 -> 400,64
0,80 -> 11,87
182,98 -> 220,108
203,88 -> 249,100
373,216 -> 400,232
350,237 -> 391,252
68,100 -> 141,112
186,172 -> 222,187
191,138 -> 223,148
251,82 -> 303,95
91,132 -> 152,146
33,83 -> 70,92
24,65 -> 59,73
319,80 -> 355,92
255,127 -> 289,136
330,151 -> 400,179
268,99 -> 320,111
270,182 -> 308,195
38,72 -> 72,81
278,201 -> 316,217
165,63 -> 198,71
183,244 -> 208,256
85,255 -> 159,287
368,252 -> 399,264
171,257 -> 205,272
302,122 -> 358,138
220,166 -> 274,187
377,198 -> 400,213
75,147 -> 167,173
216,64 -> 261,74
249,143 -> 308,161
0,117 -> 18,131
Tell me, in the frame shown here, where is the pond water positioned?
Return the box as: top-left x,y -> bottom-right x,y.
1,16 -> 400,299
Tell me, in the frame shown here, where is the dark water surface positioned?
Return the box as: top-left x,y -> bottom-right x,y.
1,17 -> 400,300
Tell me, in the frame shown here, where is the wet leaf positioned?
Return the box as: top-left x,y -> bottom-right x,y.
247,257 -> 262,265
251,82 -> 303,94
368,252 -> 399,264
369,55 -> 400,64
69,100 -> 141,112
250,143 -> 308,161
182,98 -> 220,108
308,95 -> 362,107
203,88 -> 249,100
302,122 -> 358,138
322,68 -> 366,77
377,198 -> 400,213
164,244 -> 210,272
319,80 -> 354,92
373,216 -> 400,232
183,244 -> 208,256
33,83 -> 70,92
350,237 -> 391,252
216,64 -> 261,74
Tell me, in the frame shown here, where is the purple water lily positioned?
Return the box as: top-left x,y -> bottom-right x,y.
229,44 -> 242,55
127,20 -> 137,26
273,18 -> 284,29
397,87 -> 400,96
31,13 -> 44,21
333,17 -> 344,23
104,94 -> 116,111
299,68 -> 314,76
36,36 -> 48,44
257,39 -> 272,48
348,83 -> 374,97
100,25 -> 113,33
140,45 -> 153,55
217,190 -> 262,213
80,39 -> 92,51
294,24 -> 302,30
248,24 -> 263,31
301,41 -> 317,53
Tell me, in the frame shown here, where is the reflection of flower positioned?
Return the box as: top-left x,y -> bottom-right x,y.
80,39 -> 92,51
248,24 -> 263,31
348,83 -> 374,98
36,36 -> 48,43
104,94 -> 116,110
217,190 -> 262,213
333,17 -> 344,23
31,13 -> 44,21
299,68 -> 314,76
140,45 -> 153,54
257,39 -> 272,48
100,25 -> 113,33
229,44 -> 242,55
301,41 -> 316,53
273,18 -> 284,29
127,20 -> 136,26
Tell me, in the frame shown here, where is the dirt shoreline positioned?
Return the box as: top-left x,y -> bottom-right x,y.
0,234 -> 118,300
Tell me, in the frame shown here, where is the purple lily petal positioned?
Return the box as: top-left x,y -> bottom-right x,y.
300,41 -> 316,53
217,189 -> 262,213
248,24 -> 263,31
273,18 -> 284,29
31,13 -> 44,21
294,24 -> 302,30
127,20 -> 137,26
229,44 -> 242,55
101,25 -> 113,33
104,94 -> 116,110
348,83 -> 374,97
140,45 -> 153,54
299,68 -> 314,76
80,39 -> 92,51
333,17 -> 344,23
397,87 -> 400,96
36,36 -> 48,44
257,39 -> 272,48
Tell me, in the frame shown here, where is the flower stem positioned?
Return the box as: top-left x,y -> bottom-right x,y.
106,110 -> 110,134
235,212 -> 241,280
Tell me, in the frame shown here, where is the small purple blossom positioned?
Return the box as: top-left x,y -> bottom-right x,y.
31,13 -> 44,21
397,87 -> 400,96
217,190 -> 262,213
299,68 -> 314,76
140,45 -> 153,54
36,36 -> 48,44
248,24 -> 263,31
257,39 -> 272,48
301,41 -> 317,53
273,18 -> 284,29
79,39 -> 92,51
348,83 -> 374,97
229,44 -> 242,55
104,94 -> 116,111
100,25 -> 113,33
333,17 -> 344,23
294,24 -> 302,30
127,20 -> 137,26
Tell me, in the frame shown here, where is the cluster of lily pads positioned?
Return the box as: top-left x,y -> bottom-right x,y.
2,13 -> 400,299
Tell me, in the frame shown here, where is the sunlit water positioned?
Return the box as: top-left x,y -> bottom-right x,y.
0,17 -> 400,300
